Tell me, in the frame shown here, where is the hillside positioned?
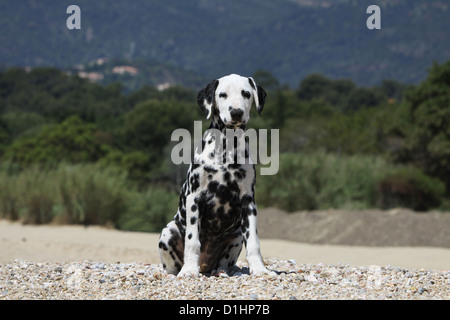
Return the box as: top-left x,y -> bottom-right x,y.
0,0 -> 449,87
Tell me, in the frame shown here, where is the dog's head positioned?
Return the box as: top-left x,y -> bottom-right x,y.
197,74 -> 266,128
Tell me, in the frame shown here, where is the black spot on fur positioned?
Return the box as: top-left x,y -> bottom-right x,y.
201,139 -> 206,151
204,166 -> 218,174
158,241 -> 168,251
227,180 -> 240,193
216,184 -> 232,204
241,215 -> 249,230
190,216 -> 197,225
188,233 -> 192,240
217,205 -> 225,215
190,173 -> 200,192
228,163 -> 240,170
207,180 -> 219,193
241,195 -> 253,207
248,78 -> 256,89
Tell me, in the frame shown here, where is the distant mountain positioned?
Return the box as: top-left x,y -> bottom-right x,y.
0,0 -> 449,87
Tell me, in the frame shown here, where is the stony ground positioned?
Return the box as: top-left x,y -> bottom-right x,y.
1,258 -> 448,300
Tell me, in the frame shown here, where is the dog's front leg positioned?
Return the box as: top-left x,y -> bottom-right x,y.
243,203 -> 274,275
178,194 -> 201,277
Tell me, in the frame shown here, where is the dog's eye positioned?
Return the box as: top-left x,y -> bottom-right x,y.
241,90 -> 251,99
219,92 -> 227,99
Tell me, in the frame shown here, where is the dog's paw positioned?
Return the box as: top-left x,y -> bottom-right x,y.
250,267 -> 277,277
177,265 -> 200,278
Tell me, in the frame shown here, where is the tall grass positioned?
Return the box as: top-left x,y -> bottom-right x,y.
0,163 -> 178,231
1,152 -> 444,231
256,152 -> 394,212
118,188 -> 178,233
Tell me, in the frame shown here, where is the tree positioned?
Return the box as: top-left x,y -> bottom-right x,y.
5,116 -> 111,167
297,73 -> 332,101
252,70 -> 280,91
1,111 -> 47,140
297,73 -> 388,112
345,87 -> 382,112
396,60 -> 450,192
378,79 -> 405,101
122,99 -> 197,159
0,118 -> 10,155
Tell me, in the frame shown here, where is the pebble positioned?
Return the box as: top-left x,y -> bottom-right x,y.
0,259 -> 448,300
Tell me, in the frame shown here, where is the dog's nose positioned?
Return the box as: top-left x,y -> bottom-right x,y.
230,108 -> 244,121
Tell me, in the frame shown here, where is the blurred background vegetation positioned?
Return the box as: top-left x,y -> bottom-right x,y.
0,60 -> 449,232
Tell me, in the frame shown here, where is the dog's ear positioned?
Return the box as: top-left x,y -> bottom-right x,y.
197,79 -> 219,119
248,77 -> 267,116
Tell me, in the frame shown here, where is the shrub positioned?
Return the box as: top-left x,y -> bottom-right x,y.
377,167 -> 445,211
118,187 -> 178,233
4,116 -> 111,168
0,163 -> 130,225
0,171 -> 19,221
52,164 -> 129,226
0,163 -> 178,232
256,152 -> 391,212
394,60 -> 450,192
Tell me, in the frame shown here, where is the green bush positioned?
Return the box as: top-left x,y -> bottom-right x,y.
256,152 -> 392,212
53,164 -> 129,226
118,187 -> 178,233
377,167 -> 445,211
0,163 -> 177,231
256,152 -> 447,212
393,60 -> 450,192
0,168 -> 19,221
4,116 -> 112,168
0,164 -> 128,225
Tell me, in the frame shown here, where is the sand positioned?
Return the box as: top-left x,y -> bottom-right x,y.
1,218 -> 449,270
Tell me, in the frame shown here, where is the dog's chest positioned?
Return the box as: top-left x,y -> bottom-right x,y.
189,162 -> 254,233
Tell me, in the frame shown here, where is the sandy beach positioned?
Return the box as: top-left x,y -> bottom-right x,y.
1,216 -> 449,270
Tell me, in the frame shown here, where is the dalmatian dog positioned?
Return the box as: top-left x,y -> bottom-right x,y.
158,74 -> 272,277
